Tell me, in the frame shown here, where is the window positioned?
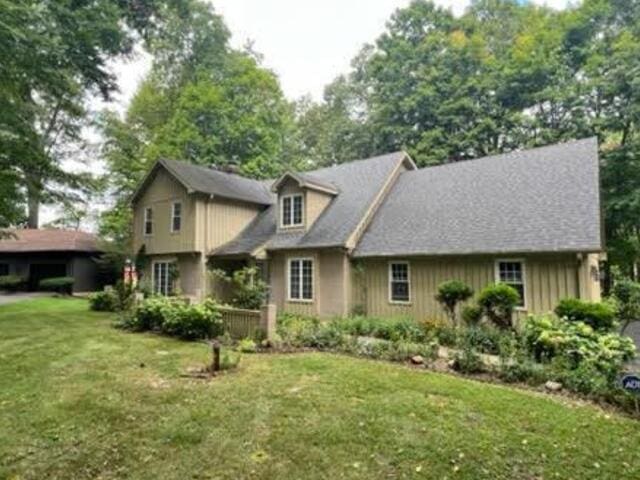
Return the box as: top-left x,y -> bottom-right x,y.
288,258 -> 313,301
153,262 -> 173,296
281,194 -> 303,227
496,260 -> 526,308
0,264 -> 8,276
144,207 -> 153,236
389,262 -> 410,303
171,202 -> 182,232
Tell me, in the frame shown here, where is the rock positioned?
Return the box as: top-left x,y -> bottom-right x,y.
545,381 -> 563,392
410,355 -> 424,365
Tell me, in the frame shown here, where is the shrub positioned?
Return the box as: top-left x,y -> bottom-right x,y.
612,279 -> 640,331
451,341 -> 484,374
211,266 -> 268,309
161,302 -> 223,340
432,323 -> 458,347
523,314 -> 635,376
237,338 -> 257,353
276,313 -> 321,348
129,296 -> 175,331
461,304 -> 483,326
113,280 -> 136,311
435,280 -> 474,326
38,277 -> 74,294
458,325 -> 510,355
477,283 -> 520,329
0,275 -> 26,292
498,360 -> 548,385
88,290 -> 118,312
554,298 -> 616,331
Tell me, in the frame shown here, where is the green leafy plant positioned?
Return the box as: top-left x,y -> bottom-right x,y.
38,277 -> 74,294
0,275 -> 27,292
237,338 -> 257,353
435,280 -> 473,327
88,290 -> 118,312
160,302 -> 223,340
451,339 -> 484,374
554,298 -> 616,331
212,266 -> 268,309
477,283 -> 520,330
612,279 -> 640,332
461,304 -> 483,326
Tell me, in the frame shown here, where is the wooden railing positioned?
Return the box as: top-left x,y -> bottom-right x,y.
218,304 -> 276,340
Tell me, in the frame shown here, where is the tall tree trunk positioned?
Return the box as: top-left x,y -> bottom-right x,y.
26,177 -> 40,229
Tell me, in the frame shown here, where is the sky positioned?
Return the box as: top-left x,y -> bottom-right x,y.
110,0 -> 571,107
46,0 -> 571,227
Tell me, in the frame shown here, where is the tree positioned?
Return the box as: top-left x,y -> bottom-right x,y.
435,280 -> 474,327
0,0 -> 194,228
99,4 -> 298,251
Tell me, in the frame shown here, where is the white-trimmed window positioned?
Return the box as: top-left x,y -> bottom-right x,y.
153,262 -> 173,296
389,262 -> 410,303
144,207 -> 153,236
281,194 -> 303,227
496,260 -> 526,308
171,201 -> 182,232
288,258 -> 313,301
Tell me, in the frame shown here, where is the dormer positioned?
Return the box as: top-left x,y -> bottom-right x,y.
271,172 -> 339,232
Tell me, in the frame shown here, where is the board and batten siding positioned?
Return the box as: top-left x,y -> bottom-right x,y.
270,249 -> 352,318
133,169 -> 196,254
351,254 -> 588,322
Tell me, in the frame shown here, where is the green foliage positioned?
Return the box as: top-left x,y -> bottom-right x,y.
121,296 -> 223,340
0,275 -> 26,292
331,316 -> 427,342
237,338 -> 257,353
554,298 -> 616,331
38,277 -> 74,294
88,291 -> 118,312
1,0 -> 178,227
498,360 -> 548,386
477,283 -> 520,329
451,340 -> 484,375
220,349 -> 242,371
612,279 -> 640,330
523,314 -> 636,377
435,280 -> 474,326
457,325 -> 511,356
160,302 -> 222,340
211,266 -> 268,310
461,304 -> 483,326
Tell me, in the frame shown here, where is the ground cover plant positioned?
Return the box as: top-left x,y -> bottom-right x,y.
2,297 -> 640,479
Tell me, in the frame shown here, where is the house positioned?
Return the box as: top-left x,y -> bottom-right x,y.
0,229 -> 103,292
131,138 -> 603,320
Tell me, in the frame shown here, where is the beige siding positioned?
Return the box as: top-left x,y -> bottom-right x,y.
133,169 -> 196,254
196,196 -> 263,252
269,249 -> 351,318
351,254 -> 583,322
306,189 -> 333,227
275,179 -> 333,233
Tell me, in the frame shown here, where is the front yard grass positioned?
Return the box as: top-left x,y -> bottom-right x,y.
1,298 -> 639,479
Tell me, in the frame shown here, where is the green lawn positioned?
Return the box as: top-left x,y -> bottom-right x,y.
1,299 -> 639,479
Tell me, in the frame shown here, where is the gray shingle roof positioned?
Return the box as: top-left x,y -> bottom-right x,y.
213,151 -> 409,255
353,138 -> 602,257
157,159 -> 273,205
271,171 -> 339,195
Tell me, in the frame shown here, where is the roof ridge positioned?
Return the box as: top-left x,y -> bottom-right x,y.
404,137 -> 597,175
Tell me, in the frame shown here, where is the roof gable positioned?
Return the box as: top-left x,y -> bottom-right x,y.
214,151 -> 413,255
354,138 -> 602,257
271,171 -> 339,195
131,159 -> 273,206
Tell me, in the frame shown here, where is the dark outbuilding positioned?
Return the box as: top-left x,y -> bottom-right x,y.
0,229 -> 102,293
